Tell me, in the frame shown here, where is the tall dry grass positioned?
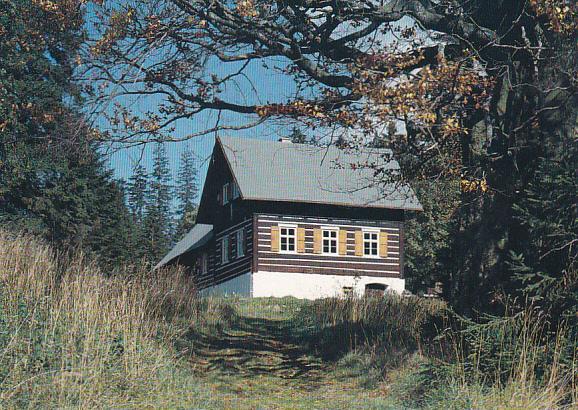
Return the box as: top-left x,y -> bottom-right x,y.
1,229 -> 575,408
295,295 -> 449,360
446,306 -> 578,409
297,295 -> 577,408
0,230 -> 217,408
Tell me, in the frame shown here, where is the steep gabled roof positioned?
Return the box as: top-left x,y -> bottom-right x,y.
217,136 -> 422,211
155,224 -> 213,269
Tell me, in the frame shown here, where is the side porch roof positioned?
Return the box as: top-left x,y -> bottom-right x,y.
155,223 -> 213,269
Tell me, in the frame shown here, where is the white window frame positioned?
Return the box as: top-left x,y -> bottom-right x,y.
222,183 -> 230,204
279,224 -> 297,254
221,236 -> 229,264
236,229 -> 245,258
362,229 -> 380,258
321,226 -> 339,255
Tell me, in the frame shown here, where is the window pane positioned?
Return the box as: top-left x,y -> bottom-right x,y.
222,238 -> 229,262
279,226 -> 297,252
237,230 -> 244,257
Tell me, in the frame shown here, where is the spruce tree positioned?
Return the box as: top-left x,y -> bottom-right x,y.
508,146 -> 578,323
0,0 -> 138,269
127,164 -> 149,223
0,0 -> 84,233
83,176 -> 135,269
142,143 -> 173,263
174,150 -> 199,241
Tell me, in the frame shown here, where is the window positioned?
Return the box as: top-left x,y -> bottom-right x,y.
221,236 -> 229,264
365,283 -> 387,297
222,183 -> 230,204
322,228 -> 338,255
280,225 -> 296,252
363,230 -> 379,257
199,253 -> 208,274
236,229 -> 245,258
232,183 -> 240,200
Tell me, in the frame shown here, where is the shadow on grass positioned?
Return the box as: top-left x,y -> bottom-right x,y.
182,315 -> 325,384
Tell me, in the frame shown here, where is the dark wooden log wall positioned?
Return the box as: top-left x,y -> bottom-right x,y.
195,217 -> 253,289
254,213 -> 404,278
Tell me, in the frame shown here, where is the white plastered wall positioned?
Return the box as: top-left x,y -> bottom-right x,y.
251,271 -> 405,299
199,272 -> 252,297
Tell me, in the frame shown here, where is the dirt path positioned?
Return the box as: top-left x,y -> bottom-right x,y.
186,306 -> 393,410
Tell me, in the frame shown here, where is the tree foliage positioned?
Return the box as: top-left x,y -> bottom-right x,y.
508,142 -> 577,323
84,0 -> 577,313
141,143 -> 174,262
174,149 -> 199,241
1,0 -> 84,221
0,0 -> 136,267
127,164 -> 149,222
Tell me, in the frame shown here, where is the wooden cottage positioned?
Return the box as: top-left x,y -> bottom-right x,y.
156,136 -> 422,299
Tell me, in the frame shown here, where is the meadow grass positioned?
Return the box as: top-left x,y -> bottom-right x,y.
0,230 -> 226,408
0,230 -> 575,409
296,295 -> 577,409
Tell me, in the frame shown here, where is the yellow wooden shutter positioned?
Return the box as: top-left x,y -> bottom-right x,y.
354,230 -> 363,256
338,229 -> 347,255
379,232 -> 388,258
313,228 -> 322,254
271,226 -> 280,252
297,227 -> 306,253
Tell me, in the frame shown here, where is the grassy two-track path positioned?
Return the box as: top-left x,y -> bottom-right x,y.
184,299 -> 395,409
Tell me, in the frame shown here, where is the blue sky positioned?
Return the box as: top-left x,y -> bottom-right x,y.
90,7 -> 415,195
102,57 -> 303,192
83,2 -> 307,191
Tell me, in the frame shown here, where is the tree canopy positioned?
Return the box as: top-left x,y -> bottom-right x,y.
85,0 -> 577,313
0,0 -> 137,267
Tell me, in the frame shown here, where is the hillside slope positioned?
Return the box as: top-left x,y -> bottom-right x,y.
1,231 -> 575,409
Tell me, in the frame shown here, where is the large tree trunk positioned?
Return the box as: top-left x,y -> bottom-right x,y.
449,13 -> 577,312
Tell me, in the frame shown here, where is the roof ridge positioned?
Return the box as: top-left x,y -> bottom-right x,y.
217,135 -> 393,154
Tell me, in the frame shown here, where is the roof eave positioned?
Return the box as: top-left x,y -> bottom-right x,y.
240,196 -> 423,212
154,228 -> 213,270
